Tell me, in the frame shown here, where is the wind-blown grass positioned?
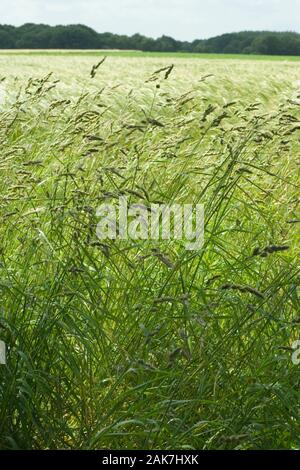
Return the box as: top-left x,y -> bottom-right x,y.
0,54 -> 299,450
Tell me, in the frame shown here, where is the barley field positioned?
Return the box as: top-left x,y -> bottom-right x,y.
0,52 -> 299,450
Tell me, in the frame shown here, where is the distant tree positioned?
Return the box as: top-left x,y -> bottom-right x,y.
0,27 -> 15,48
177,41 -> 193,52
49,25 -> 99,49
0,24 -> 299,55
278,32 -> 300,55
156,35 -> 179,52
251,34 -> 282,55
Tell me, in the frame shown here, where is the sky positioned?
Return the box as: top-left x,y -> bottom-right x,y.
0,0 -> 299,41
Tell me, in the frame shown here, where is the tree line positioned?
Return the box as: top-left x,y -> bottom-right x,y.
0,24 -> 300,55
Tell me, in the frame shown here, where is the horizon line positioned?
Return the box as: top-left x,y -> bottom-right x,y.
1,23 -> 300,43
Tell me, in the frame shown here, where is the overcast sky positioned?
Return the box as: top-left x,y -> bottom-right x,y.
0,0 -> 299,41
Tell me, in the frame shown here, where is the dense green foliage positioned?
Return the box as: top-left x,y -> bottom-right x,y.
0,24 -> 300,55
0,54 -> 299,450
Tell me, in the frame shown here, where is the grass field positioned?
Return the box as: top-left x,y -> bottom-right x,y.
0,52 -> 299,450
1,50 -> 300,60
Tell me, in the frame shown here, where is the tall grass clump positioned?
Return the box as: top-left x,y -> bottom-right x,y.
0,55 -> 299,450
